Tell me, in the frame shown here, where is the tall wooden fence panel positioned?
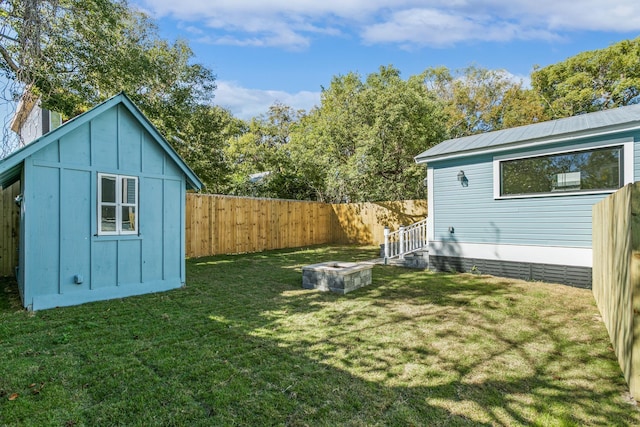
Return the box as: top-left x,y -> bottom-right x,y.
331,200 -> 428,245
185,194 -> 428,257
592,182 -> 640,400
186,194 -> 336,257
0,181 -> 21,277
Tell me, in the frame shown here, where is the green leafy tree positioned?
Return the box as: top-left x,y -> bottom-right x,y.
2,0 -> 132,114
291,65 -> 446,202
355,66 -> 446,201
224,103 -> 316,200
174,105 -> 245,192
289,72 -> 363,202
0,0 -> 233,189
532,37 -> 640,118
423,65 -> 547,138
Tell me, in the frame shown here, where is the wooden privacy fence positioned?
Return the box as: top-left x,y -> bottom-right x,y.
0,182 -> 20,277
0,188 -> 427,275
186,194 -> 335,257
185,194 -> 428,258
330,199 -> 428,246
592,182 -> 640,400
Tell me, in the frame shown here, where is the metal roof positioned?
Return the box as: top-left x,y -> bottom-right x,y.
0,92 -> 203,190
415,103 -> 640,163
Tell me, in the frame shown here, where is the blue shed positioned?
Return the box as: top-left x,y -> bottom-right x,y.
415,104 -> 640,288
0,93 -> 202,310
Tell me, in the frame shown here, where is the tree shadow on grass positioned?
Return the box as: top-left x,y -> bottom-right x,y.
184,247 -> 639,425
0,246 -> 638,425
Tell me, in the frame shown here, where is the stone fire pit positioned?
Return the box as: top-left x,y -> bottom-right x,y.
302,261 -> 373,294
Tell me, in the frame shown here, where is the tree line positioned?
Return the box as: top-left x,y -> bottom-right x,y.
2,0 -> 640,202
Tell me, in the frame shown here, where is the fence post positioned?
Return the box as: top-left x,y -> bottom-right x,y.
399,225 -> 405,260
383,226 -> 390,261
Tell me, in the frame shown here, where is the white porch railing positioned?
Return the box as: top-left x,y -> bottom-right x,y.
383,217 -> 428,260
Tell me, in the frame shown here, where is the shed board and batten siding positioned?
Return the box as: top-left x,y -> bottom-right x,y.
1,93 -> 202,311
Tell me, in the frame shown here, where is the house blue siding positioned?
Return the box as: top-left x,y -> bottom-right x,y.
431,132 -> 640,250
18,103 -> 190,310
417,104 -> 640,286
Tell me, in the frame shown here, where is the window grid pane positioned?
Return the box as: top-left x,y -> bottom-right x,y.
98,173 -> 138,235
101,176 -> 116,203
121,206 -> 136,231
122,177 -> 137,205
101,205 -> 117,232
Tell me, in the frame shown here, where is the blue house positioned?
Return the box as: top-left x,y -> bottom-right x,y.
0,93 -> 202,310
415,104 -> 640,288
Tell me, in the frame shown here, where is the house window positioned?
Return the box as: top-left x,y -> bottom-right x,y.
499,146 -> 623,197
98,173 -> 138,235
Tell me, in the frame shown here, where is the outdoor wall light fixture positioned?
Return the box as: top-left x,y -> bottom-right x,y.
457,170 -> 468,187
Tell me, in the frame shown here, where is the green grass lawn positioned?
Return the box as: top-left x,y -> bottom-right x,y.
1,245 -> 638,426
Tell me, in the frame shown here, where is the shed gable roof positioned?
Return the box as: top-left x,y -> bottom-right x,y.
415,103 -> 640,164
0,92 -> 203,190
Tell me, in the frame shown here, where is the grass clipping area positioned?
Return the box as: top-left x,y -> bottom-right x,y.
1,245 -> 638,426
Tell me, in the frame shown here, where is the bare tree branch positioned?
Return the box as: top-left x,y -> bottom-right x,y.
0,43 -> 19,73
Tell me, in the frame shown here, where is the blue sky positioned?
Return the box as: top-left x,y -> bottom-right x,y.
135,0 -> 640,119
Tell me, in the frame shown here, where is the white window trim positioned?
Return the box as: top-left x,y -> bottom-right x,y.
97,173 -> 139,235
493,138 -> 634,199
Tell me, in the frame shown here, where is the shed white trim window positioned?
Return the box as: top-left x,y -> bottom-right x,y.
98,173 -> 138,235
493,138 -> 633,199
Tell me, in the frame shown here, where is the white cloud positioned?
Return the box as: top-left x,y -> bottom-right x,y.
138,0 -> 640,49
361,8 -> 561,47
488,0 -> 640,33
199,32 -> 310,50
139,0 -> 365,49
140,0 -> 388,21
214,81 -> 321,119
